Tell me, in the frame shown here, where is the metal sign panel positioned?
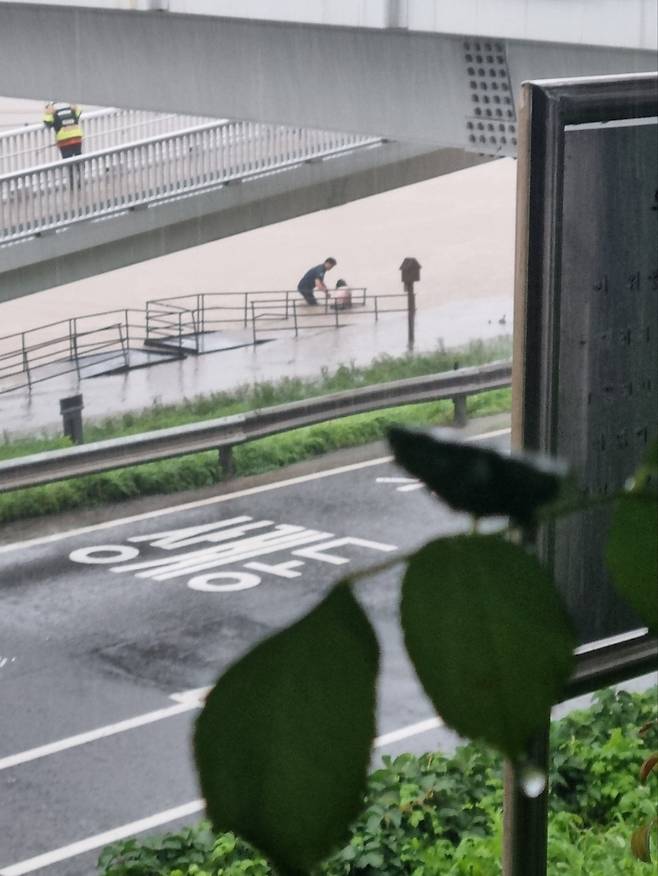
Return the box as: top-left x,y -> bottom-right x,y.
513,73 -> 658,645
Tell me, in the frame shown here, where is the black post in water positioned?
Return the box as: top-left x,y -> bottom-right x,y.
400,257 -> 421,351
60,394 -> 84,444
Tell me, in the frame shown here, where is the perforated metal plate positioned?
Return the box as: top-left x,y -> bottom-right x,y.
513,74 -> 658,645
463,38 -> 517,155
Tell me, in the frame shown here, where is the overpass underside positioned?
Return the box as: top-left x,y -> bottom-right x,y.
0,3 -> 654,300
0,143 -> 484,301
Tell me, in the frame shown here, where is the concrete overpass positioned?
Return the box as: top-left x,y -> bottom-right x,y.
0,1 -> 653,148
0,0 -> 654,300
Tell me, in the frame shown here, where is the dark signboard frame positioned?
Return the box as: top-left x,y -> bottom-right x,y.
511,73 -> 658,645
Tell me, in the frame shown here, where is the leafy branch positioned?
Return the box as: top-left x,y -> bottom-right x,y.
192,429 -> 657,874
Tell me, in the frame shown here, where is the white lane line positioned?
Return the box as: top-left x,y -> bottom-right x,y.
0,800 -> 206,876
0,426 -> 510,556
374,716 -> 443,747
0,715 -> 445,876
0,700 -> 198,772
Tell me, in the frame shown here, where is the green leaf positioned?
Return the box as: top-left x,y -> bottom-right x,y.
401,535 -> 575,760
388,426 -> 565,525
193,584 -> 379,874
606,495 -> 658,631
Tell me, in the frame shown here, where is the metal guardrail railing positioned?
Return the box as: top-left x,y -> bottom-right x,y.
0,361 -> 512,491
0,107 -> 216,175
0,121 -> 382,244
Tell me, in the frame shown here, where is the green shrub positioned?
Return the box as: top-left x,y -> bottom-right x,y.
98,687 -> 657,875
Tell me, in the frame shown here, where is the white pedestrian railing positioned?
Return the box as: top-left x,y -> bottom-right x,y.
0,107 -> 216,175
0,120 -> 382,244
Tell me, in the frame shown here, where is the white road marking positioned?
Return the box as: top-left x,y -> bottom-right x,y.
374,716 -> 443,746
0,426 -> 510,556
0,801 -> 206,876
376,476 -> 424,492
0,699 -> 199,772
0,715 -> 446,876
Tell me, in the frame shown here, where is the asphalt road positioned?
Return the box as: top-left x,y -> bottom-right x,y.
0,428 -> 513,876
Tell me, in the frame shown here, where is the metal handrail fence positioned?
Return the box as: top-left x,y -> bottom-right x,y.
145,288 -> 407,348
0,122 -> 382,244
0,308 -> 168,394
0,287 -> 414,394
0,107 -> 217,175
249,292 -> 408,342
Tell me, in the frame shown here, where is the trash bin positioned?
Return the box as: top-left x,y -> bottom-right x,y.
60,394 -> 84,444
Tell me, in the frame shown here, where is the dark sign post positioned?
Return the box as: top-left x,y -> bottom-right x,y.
60,394 -> 84,444
400,257 -> 421,351
507,73 -> 658,876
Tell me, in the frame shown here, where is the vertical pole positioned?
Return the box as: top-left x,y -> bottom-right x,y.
251,303 -> 257,345
21,332 -> 31,389
72,318 -> 80,377
219,445 -> 235,478
452,395 -> 468,427
405,280 -> 416,351
334,297 -> 339,328
178,312 -> 182,349
124,309 -> 130,350
119,323 -> 129,369
502,716 -> 551,876
293,300 -> 299,337
243,292 -> 249,328
374,296 -> 379,322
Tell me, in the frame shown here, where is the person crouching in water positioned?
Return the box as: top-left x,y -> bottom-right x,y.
296,257 -> 336,305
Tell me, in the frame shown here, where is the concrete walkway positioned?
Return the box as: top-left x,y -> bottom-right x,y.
0,155 -> 516,438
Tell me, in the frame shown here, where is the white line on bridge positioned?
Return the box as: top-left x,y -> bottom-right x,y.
0,717 -> 444,876
0,427 -> 511,556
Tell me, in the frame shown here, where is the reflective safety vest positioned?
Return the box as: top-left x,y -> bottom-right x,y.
43,103 -> 83,149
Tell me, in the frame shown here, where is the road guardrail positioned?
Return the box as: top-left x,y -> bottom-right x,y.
0,361 -> 512,492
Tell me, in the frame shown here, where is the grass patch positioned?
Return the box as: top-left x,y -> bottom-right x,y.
0,340 -> 511,523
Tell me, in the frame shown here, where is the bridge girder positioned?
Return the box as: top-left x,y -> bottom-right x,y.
0,3 -> 653,150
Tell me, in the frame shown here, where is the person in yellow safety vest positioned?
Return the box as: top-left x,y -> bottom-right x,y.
43,101 -> 84,185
